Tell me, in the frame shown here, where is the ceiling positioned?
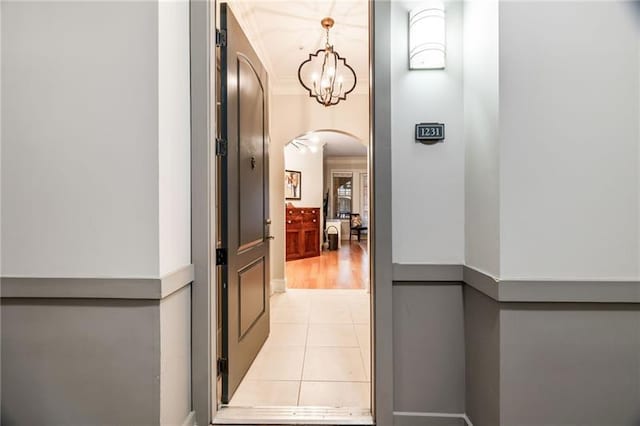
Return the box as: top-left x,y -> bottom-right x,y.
226,0 -> 369,94
291,130 -> 367,157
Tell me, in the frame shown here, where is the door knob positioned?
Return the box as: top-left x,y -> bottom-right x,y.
265,219 -> 272,225
266,235 -> 275,240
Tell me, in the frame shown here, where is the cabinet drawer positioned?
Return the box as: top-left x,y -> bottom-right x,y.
303,214 -> 319,226
286,217 -> 302,228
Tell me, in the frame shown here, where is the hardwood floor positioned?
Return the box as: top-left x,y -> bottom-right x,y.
285,240 -> 369,289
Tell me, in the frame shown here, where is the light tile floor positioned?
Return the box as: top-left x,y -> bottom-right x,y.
229,289 -> 371,408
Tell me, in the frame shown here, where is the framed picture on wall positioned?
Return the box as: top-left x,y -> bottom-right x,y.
285,170 -> 302,200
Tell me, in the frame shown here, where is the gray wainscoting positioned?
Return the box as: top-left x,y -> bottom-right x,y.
1,298 -> 161,425
463,286 -> 500,426
0,267 -> 194,426
395,263 -> 640,426
499,302 -> 640,426
392,264 -> 463,282
393,284 -> 466,416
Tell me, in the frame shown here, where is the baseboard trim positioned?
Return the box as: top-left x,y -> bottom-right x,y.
393,411 -> 472,426
1,264 -> 194,300
392,263 -> 640,303
181,410 -> 196,426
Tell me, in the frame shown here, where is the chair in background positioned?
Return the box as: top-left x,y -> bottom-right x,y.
349,213 -> 368,241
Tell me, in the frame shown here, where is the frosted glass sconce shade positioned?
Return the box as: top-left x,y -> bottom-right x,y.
409,1 -> 446,69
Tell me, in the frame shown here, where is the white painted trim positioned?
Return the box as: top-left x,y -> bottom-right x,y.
271,278 -> 286,293
394,411 -> 473,426
180,411 -> 196,426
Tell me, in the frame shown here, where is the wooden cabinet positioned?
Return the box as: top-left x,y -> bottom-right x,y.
285,207 -> 320,261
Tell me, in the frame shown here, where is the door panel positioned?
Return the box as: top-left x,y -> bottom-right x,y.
238,56 -> 265,250
220,3 -> 270,404
238,258 -> 266,338
303,229 -> 317,256
286,229 -> 302,260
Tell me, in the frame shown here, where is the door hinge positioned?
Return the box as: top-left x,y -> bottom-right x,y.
216,29 -> 227,47
216,138 -> 228,157
216,248 -> 227,266
217,357 -> 228,375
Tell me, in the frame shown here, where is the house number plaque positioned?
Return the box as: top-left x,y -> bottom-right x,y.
415,123 -> 445,143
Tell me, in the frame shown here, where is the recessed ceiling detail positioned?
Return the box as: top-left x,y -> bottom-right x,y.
226,0 -> 369,95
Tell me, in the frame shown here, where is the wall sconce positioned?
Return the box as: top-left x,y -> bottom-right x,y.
409,1 -> 446,70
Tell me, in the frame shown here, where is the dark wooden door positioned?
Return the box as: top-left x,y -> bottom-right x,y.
220,3 -> 270,404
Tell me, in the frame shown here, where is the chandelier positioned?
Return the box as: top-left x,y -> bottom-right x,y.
297,17 -> 357,107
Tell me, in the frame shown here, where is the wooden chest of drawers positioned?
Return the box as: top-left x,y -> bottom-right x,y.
285,207 -> 320,261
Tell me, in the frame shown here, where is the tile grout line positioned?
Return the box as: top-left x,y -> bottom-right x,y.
269,291 -> 371,407
349,297 -> 371,386
296,298 -> 312,406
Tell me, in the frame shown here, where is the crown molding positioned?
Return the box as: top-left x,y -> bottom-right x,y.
226,1 -> 276,79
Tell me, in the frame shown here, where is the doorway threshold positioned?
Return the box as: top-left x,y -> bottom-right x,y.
213,406 -> 374,425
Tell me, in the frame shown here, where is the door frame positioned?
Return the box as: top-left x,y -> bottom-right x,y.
189,1 -> 393,425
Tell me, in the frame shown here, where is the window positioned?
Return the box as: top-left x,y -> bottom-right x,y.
332,172 -> 353,218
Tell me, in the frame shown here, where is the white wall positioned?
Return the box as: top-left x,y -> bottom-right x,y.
463,0 -> 500,277
499,1 -> 640,280
1,0 -> 192,278
159,0 -> 191,276
391,0 -> 465,265
284,145 -> 324,210
1,1 -> 160,277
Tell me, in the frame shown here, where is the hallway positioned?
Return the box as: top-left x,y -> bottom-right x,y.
228,289 -> 371,408
285,241 -> 369,289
